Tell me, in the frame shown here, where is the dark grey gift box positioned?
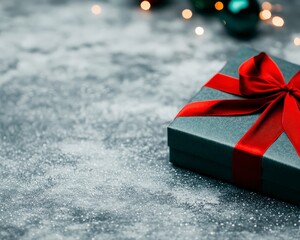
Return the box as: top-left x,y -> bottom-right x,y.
168,48 -> 300,204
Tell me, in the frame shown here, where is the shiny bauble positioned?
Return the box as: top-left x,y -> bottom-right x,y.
218,0 -> 260,36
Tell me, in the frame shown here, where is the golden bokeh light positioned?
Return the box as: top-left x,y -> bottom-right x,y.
262,2 -> 272,10
259,10 -> 272,20
272,16 -> 284,27
182,9 -> 193,20
215,1 -> 224,11
294,37 -> 300,46
195,26 -> 204,36
273,4 -> 283,11
140,1 -> 151,11
91,4 -> 102,15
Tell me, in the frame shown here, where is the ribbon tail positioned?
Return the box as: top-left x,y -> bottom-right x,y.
176,94 -> 280,118
233,93 -> 285,190
205,73 -> 242,96
282,94 -> 300,157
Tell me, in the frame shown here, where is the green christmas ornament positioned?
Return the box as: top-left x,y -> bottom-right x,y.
190,0 -> 218,13
218,0 -> 260,36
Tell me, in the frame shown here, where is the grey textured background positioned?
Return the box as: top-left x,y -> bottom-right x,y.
0,0 -> 300,239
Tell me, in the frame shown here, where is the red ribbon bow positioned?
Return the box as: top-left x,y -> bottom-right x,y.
177,52 -> 300,190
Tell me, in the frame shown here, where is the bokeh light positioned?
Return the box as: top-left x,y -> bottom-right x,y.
272,16 -> 284,27
215,1 -> 224,11
195,26 -> 204,36
294,37 -> 300,46
259,10 -> 272,20
262,2 -> 272,10
140,1 -> 151,11
91,4 -> 102,15
182,9 -> 193,20
273,4 -> 283,12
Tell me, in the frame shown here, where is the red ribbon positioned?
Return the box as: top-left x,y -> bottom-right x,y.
176,52 -> 300,190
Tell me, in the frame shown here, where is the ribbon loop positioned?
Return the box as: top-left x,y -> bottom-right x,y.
239,52 -> 285,97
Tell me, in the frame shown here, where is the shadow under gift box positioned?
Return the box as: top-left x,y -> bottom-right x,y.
168,47 -> 300,205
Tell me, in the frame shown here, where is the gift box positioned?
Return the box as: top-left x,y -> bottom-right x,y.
168,47 -> 300,204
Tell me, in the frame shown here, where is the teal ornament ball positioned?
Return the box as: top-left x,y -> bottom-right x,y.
190,0 -> 218,13
218,0 -> 260,36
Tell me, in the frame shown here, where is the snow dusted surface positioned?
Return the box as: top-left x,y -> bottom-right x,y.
0,0 -> 300,239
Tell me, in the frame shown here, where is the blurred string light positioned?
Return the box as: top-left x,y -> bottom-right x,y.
261,1 -> 282,12
140,1 -> 151,11
294,37 -> 300,46
262,1 -> 272,10
195,26 -> 204,36
273,4 -> 282,11
182,9 -> 193,20
214,1 -> 224,11
259,10 -> 271,20
91,4 -> 102,15
272,16 -> 284,27
260,1 -> 285,28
